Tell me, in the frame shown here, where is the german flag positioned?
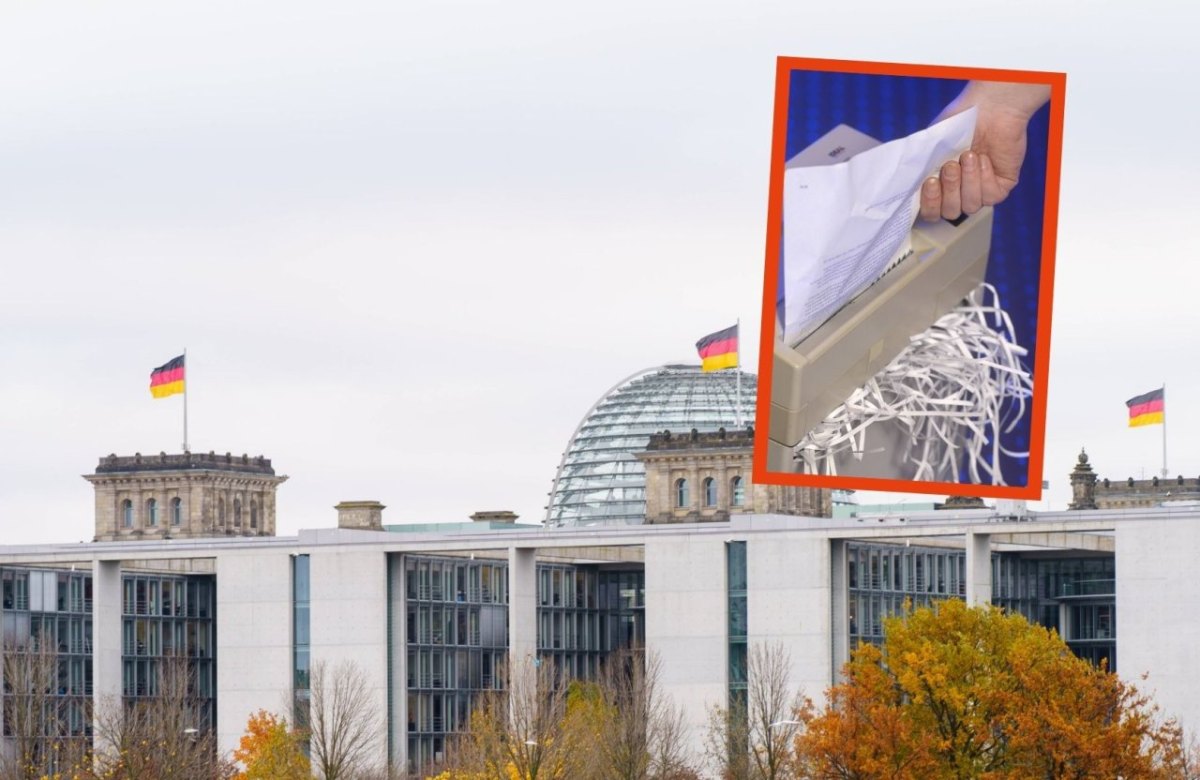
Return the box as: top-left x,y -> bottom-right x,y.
150,355 -> 186,399
1126,388 -> 1164,427
696,325 -> 738,372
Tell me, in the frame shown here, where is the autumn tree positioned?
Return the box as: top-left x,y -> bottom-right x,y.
304,659 -> 384,780
566,650 -> 695,780
440,657 -> 585,780
438,652 -> 696,780
705,643 -> 805,780
233,710 -> 311,780
796,599 -> 1187,780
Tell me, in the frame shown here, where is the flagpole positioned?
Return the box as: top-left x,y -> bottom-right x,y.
183,348 -> 189,453
735,319 -> 742,428
1162,382 -> 1167,477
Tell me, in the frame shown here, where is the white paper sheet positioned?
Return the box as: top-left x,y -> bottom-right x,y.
781,109 -> 977,345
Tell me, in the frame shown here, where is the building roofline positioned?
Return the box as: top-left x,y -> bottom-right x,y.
0,505 -> 1193,566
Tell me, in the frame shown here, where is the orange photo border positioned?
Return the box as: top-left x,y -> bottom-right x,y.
752,57 -> 1067,500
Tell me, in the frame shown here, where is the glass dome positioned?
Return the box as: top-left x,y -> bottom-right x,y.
545,364 -> 756,527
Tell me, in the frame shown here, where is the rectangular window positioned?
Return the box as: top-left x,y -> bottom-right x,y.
292,554 -> 313,753
727,542 -> 747,593
726,540 -> 748,711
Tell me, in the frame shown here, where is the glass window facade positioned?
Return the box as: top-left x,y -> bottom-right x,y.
3,564 -> 217,742
846,543 -> 1116,669
402,555 -> 511,772
399,554 -> 645,775
292,554 -> 311,742
546,365 -> 756,527
120,572 -> 216,731
726,541 -> 747,703
1,568 -> 92,750
1030,556 -> 1116,669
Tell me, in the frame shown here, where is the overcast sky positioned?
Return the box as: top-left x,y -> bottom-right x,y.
2,1 -> 1198,543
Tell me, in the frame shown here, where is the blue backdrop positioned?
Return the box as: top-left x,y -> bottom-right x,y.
781,69 -> 1051,488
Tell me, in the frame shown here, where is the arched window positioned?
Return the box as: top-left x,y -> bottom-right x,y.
250,501 -> 259,529
146,498 -> 158,527
122,500 -> 134,528
234,498 -> 242,526
731,476 -> 745,507
218,496 -> 226,526
675,478 -> 689,508
171,497 -> 182,526
703,477 -> 717,507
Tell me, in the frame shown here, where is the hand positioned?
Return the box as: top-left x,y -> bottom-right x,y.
919,81 -> 1050,222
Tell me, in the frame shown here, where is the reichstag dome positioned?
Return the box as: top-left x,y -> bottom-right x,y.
545,364 -> 756,527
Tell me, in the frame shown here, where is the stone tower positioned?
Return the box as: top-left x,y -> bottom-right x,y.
84,452 -> 288,541
637,427 -> 832,523
1068,448 -> 1097,510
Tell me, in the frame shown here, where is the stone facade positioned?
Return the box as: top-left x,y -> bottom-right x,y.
1068,448 -> 1200,510
336,500 -> 385,531
84,452 -> 287,541
1068,449 -> 1098,510
637,427 -> 831,523
469,510 -> 519,524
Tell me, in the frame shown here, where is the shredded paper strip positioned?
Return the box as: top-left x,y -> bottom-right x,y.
794,283 -> 1033,485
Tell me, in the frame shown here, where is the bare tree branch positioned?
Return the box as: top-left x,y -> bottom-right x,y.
442,657 -> 583,780
704,642 -> 803,780
2,638 -> 91,780
587,650 -> 696,780
92,653 -> 233,780
305,659 -> 383,780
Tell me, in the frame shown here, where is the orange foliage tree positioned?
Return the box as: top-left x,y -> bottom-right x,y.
232,710 -> 311,780
795,599 -> 1187,780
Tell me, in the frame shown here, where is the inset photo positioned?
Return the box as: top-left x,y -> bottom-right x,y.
754,58 -> 1065,498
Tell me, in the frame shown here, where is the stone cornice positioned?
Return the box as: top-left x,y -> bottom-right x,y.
90,451 -> 278,476
84,471 -> 288,487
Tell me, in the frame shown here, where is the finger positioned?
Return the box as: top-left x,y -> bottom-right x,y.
979,154 -> 1002,206
940,160 -> 962,220
959,151 -> 983,214
919,176 -> 941,222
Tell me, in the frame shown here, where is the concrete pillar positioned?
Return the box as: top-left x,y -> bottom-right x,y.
308,549 -> 389,771
507,547 -> 537,671
745,535 -> 834,703
215,552 -> 293,756
829,539 -> 850,681
965,532 -> 992,606
644,536 -> 727,770
92,560 -> 123,748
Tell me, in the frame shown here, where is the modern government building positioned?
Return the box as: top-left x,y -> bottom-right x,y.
1,363 -> 1198,776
